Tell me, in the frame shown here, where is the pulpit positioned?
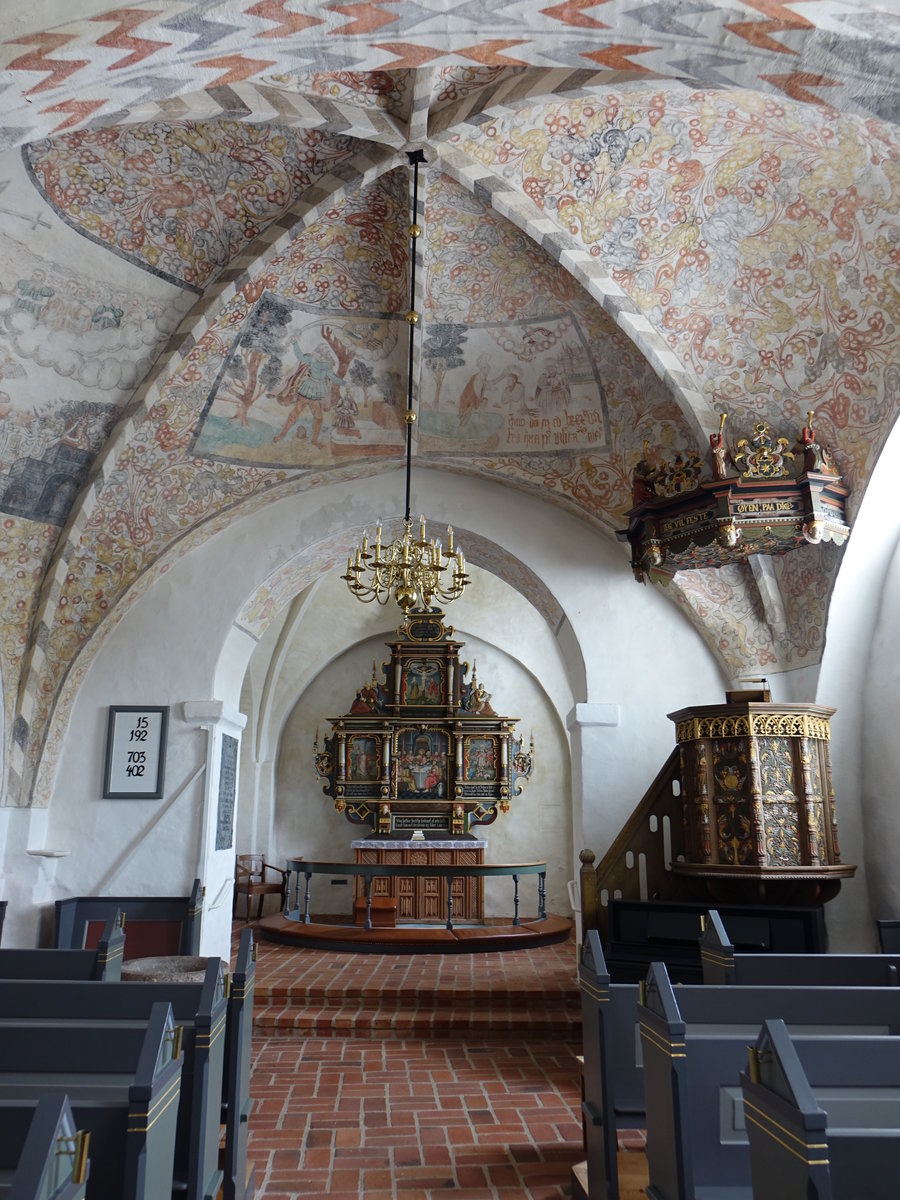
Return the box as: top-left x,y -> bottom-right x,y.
668,688 -> 856,904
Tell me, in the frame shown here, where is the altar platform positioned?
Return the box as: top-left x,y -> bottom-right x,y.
257,911 -> 572,954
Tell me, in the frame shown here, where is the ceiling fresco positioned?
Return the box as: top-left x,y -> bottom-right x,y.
0,2 -> 898,806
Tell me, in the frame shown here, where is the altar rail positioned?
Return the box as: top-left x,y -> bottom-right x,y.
284,859 -> 547,931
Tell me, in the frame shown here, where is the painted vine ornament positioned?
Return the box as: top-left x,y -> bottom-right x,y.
312,608 -> 534,837
617,412 -> 849,583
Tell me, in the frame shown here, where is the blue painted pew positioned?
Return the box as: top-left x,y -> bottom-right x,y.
579,932 -> 900,1200
700,909 -> 900,985
222,929 -> 256,1200
1,1093 -> 89,1200
740,1018 -> 900,1200
0,914 -> 124,981
0,1000 -> 183,1200
638,961 -> 900,1200
0,901 -> 6,947
0,960 -> 225,1200
54,881 -> 202,959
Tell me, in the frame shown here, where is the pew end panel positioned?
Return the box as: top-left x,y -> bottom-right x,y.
699,909 -> 735,985
0,1001 -> 184,1200
876,919 -> 900,954
578,931 -> 618,1200
2,1093 -> 89,1200
222,928 -> 256,1200
741,1019 -> 900,1200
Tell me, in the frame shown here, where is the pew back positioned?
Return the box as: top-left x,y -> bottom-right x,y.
0,915 -> 124,982
0,960 -> 226,1200
0,1001 -> 183,1200
639,961 -> 900,1200
54,880 -> 202,959
701,909 -> 900,985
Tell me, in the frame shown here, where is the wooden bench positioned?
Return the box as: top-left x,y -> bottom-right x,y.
877,918 -> 900,953
221,929 -> 256,1200
577,929 -> 900,1200
577,929 -> 647,1200
0,901 -> 6,948
604,899 -> 826,983
0,959 -> 226,1200
0,1001 -> 183,1200
0,1093 -> 89,1200
701,909 -> 900,986
0,914 -> 124,981
54,881 -> 202,959
639,960 -> 900,1200
740,1018 -> 900,1200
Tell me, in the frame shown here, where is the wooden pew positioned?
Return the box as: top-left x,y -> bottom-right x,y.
0,1093 -> 89,1200
0,960 -> 225,1200
576,930 -> 646,1200
577,930 -> 900,1200
639,961 -> 900,1200
701,909 -> 900,985
740,1018 -> 900,1200
0,914 -> 124,981
0,1001 -> 182,1200
0,900 -> 6,947
54,881 -> 202,959
221,929 -> 256,1200
877,918 -> 900,953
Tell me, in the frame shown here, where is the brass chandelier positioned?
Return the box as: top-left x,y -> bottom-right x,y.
342,151 -> 469,611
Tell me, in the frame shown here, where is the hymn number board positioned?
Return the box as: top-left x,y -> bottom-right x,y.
103,705 -> 169,799
314,610 -> 534,835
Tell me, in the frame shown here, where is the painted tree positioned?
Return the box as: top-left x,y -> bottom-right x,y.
423,323 -> 467,411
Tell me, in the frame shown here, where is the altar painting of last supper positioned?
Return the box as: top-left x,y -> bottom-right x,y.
397,729 -> 449,799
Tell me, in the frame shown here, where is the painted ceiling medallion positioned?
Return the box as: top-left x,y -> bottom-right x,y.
618,413 -> 850,583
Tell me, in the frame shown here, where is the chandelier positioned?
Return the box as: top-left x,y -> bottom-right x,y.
342,151 -> 469,611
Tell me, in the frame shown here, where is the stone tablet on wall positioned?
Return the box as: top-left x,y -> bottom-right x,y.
216,734 -> 238,851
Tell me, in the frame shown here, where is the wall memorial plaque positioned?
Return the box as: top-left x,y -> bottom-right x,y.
102,706 -> 169,799
215,733 -> 238,851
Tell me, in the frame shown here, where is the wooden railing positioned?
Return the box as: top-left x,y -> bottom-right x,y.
284,858 -> 548,931
579,747 -> 688,945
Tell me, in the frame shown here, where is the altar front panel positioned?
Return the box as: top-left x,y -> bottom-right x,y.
352,839 -> 485,921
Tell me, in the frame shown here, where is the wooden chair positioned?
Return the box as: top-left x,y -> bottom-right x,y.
233,855 -> 287,922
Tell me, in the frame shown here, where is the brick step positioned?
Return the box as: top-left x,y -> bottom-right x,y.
255,982 -> 579,1008
254,1001 -> 580,1038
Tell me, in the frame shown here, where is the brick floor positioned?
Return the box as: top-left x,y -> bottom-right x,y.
237,925 -> 587,1198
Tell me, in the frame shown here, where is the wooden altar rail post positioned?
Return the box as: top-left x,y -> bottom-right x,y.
283,860 -> 548,932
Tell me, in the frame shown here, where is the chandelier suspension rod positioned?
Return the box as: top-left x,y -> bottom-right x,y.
404,150 -> 423,525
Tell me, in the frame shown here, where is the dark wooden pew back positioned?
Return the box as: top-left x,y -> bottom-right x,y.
741,1018 -> 900,1200
54,881 -> 202,959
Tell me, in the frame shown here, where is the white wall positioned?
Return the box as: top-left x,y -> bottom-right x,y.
4,466 -> 730,953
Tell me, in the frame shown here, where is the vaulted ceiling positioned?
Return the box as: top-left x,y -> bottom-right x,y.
1,2 -> 898,806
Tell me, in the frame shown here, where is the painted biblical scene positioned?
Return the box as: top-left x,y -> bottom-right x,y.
191,293 -> 406,468
396,729 -> 449,799
464,736 -> 497,782
347,734 -> 381,782
418,313 -> 610,456
400,659 -> 444,707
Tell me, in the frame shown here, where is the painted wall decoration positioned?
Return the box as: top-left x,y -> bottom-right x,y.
0,60 -> 897,808
24,123 -> 361,290
192,294 -> 405,468
453,83 -> 900,514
